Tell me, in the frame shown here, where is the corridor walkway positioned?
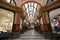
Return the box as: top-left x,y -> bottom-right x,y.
1,29 -> 59,40
8,29 -> 51,40
19,29 -> 46,40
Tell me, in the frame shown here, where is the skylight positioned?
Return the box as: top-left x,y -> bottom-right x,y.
24,2 -> 37,18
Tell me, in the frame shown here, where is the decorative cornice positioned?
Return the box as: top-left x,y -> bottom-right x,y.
38,0 -> 60,19
39,0 -> 60,13
0,0 -> 23,13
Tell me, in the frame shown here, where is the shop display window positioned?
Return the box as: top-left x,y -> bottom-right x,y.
49,8 -> 60,34
0,8 -> 14,33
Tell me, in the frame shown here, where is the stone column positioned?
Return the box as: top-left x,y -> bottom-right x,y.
12,11 -> 20,32
42,12 -> 51,32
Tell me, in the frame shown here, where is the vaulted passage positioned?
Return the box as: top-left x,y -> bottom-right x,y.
0,0 -> 60,40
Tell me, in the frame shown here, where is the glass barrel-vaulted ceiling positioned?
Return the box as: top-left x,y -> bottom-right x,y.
24,2 -> 37,18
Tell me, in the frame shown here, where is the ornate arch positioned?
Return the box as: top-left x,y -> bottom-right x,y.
20,1 -> 41,7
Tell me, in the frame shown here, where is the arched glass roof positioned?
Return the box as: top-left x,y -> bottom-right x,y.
24,2 -> 37,17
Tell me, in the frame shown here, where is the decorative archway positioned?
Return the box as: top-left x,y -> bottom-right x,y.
20,1 -> 41,7
20,1 -> 41,23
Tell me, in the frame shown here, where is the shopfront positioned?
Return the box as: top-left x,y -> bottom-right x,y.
0,8 -> 14,33
49,8 -> 60,35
